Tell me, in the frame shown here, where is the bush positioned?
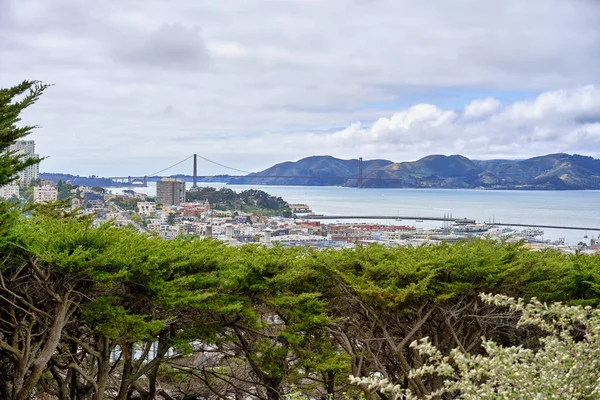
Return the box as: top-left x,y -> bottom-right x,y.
351,293 -> 600,399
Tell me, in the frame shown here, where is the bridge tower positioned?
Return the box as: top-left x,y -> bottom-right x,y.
192,154 -> 198,188
358,157 -> 363,188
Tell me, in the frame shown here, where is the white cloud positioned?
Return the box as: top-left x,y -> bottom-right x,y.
464,98 -> 501,119
0,0 -> 599,175
321,85 -> 600,161
208,85 -> 600,170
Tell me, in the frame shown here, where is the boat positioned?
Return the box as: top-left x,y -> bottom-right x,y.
452,223 -> 489,234
415,219 -> 423,222
520,228 -> 544,239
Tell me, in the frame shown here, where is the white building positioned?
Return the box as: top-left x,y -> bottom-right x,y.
33,185 -> 58,204
7,140 -> 39,186
137,201 -> 156,216
0,184 -> 20,200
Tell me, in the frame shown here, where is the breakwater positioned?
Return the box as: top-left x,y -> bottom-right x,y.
305,215 -> 599,232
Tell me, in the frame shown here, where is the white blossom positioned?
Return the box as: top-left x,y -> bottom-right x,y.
351,293 -> 600,399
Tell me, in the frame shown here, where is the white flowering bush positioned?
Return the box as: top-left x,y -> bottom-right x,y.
350,293 -> 600,399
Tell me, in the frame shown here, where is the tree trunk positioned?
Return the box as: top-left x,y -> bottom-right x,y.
264,377 -> 282,400
69,341 -> 78,400
324,371 -> 335,399
13,296 -> 72,400
114,343 -> 134,400
93,336 -> 111,400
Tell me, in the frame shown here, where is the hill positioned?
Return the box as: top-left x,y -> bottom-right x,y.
232,153 -> 600,190
228,155 -> 393,186
41,153 -> 600,190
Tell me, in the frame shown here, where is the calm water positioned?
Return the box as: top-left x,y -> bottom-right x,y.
108,183 -> 599,245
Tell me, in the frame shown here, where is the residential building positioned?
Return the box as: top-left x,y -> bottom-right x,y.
179,201 -> 210,218
0,184 -> 20,200
137,201 -> 156,216
33,184 -> 58,203
84,192 -> 104,202
156,178 -> 186,206
71,197 -> 82,210
7,140 -> 39,186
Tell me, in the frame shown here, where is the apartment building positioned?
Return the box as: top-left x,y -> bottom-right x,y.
0,184 -> 19,200
156,178 -> 186,206
7,140 -> 39,186
33,184 -> 58,203
137,201 -> 156,216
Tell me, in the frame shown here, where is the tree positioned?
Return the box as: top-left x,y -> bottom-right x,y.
308,240 -> 600,399
2,205 -> 600,400
90,186 -> 105,194
0,81 -> 48,186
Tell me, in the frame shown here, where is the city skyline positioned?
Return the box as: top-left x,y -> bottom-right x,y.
1,0 -> 599,176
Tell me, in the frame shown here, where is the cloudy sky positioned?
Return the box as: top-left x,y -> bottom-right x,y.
1,0 -> 600,176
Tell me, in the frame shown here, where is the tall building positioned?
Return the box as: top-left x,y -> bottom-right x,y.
7,140 -> 39,186
156,178 -> 186,206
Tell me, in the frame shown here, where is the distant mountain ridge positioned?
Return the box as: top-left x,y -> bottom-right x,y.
229,156 -> 393,186
231,153 -> 600,190
41,153 -> 600,190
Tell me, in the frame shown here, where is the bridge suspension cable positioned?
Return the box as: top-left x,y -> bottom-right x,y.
147,154 -> 254,178
196,154 -> 253,174
149,155 -> 194,177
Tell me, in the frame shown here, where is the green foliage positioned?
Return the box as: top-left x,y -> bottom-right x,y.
0,200 -> 20,244
186,186 -> 291,215
2,208 -> 600,400
56,179 -> 75,200
166,212 -> 177,225
130,212 -> 141,223
83,297 -> 166,341
109,195 -> 141,210
90,185 -> 105,193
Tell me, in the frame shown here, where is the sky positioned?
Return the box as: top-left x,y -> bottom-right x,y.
1,0 -> 600,177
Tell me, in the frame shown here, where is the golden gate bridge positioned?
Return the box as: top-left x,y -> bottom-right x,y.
106,154 -> 371,188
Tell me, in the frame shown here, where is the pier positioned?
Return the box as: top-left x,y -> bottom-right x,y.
303,215 -> 599,232
304,215 -> 475,223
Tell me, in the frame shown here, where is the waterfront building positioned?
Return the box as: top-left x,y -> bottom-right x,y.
289,203 -> 311,213
7,140 -> 39,186
156,178 -> 186,206
33,184 -> 58,204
